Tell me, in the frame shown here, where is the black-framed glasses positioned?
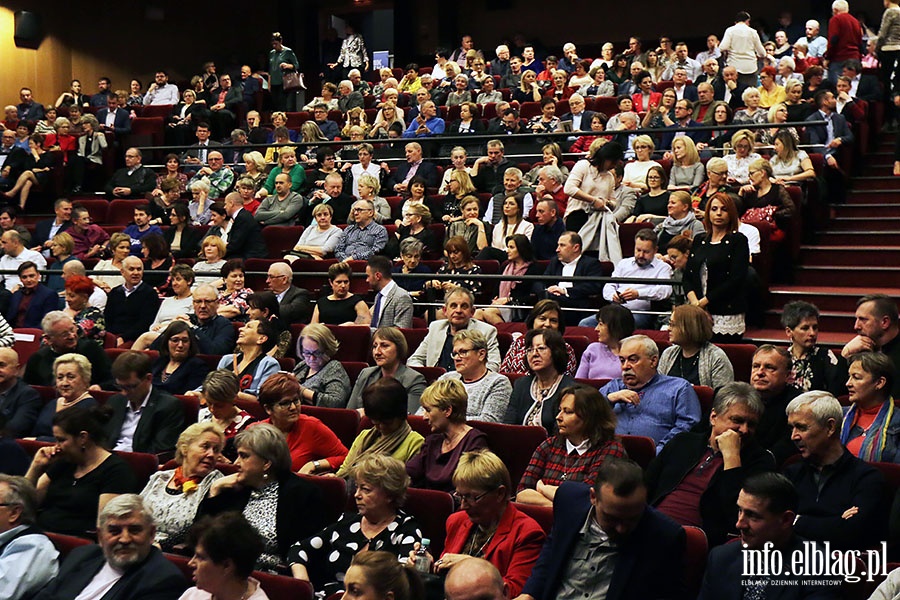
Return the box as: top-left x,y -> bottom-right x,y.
276,398 -> 301,409
453,489 -> 494,505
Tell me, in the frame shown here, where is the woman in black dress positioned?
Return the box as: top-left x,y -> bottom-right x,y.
151,321 -> 210,395
310,262 -> 370,326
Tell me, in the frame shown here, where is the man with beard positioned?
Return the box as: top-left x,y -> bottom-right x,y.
601,229 -> 672,330
33,494 -> 186,600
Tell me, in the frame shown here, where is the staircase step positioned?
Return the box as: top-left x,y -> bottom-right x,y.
799,245 -> 900,265
862,164 -> 895,176
853,176 -> 900,190
846,190 -> 900,202
826,217 -> 900,231
833,204 -> 900,218
862,152 -> 895,166
793,265 -> 900,287
767,286 -> 900,312
763,310 -> 855,331
816,231 -> 900,245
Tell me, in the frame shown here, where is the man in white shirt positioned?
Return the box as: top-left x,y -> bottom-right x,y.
719,11 -> 767,87
600,228 -> 673,329
661,43 -> 702,81
142,71 -> 179,106
61,260 -> 107,309
0,230 -> 46,291
0,475 -> 58,600
696,34 -> 723,65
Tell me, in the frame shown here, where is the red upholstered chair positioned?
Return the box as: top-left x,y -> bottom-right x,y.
470,421 -> 548,488
717,343 -> 758,383
341,361 -> 371,383
683,526 -> 709,596
244,258 -> 282,290
32,385 -> 57,403
408,366 -> 446,384
519,102 -> 541,119
693,385 -> 715,416
118,451 -> 159,489
16,438 -> 52,457
235,398 -> 268,420
619,221 -> 654,257
262,226 -> 303,258
13,328 -> 43,365
46,532 -> 92,559
402,488 -> 455,556
502,372 -> 528,386
324,325 -> 371,362
90,390 -> 119,405
107,200 -> 140,225
619,435 -> 657,468
174,394 -> 201,425
574,378 -> 611,389
126,117 -> 165,147
255,570 -> 315,600
562,335 -> 591,359
513,502 -> 553,535
406,414 -> 432,438
399,328 -> 428,358
196,354 -> 225,372
299,473 -> 351,525
141,104 -> 174,119
497,332 -> 513,362
106,348 -> 160,365
302,405 -> 360,448
102,331 -> 118,348
73,198 -> 109,224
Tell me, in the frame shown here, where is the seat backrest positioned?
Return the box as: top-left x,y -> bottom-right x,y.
13,328 -> 43,366
298,473 -> 350,525
399,329 -> 428,359
512,502 -> 553,535
324,325 -> 371,363
683,526 -> 709,597
107,199 -> 140,225
619,435 -> 657,469
717,343 -> 758,383
406,414 -> 432,438
73,199 -> 109,224
46,532 -> 92,559
302,405 -> 360,448
402,488 -> 455,556
262,226 -> 303,258
117,451 -> 159,489
470,421 -> 548,488
693,385 -> 715,417
340,361 -> 371,383
408,365 -> 446,385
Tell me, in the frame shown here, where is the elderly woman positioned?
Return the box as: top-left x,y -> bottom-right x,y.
659,304 -> 735,389
91,232 -> 129,292
501,300 -> 578,375
738,157 -> 796,241
200,424 -> 326,570
303,82 -> 340,111
516,386 -> 626,506
668,137 -> 706,192
260,146 -> 306,197
357,173 -> 392,225
438,330 -> 513,423
189,177 -> 213,226
310,263 -> 370,326
782,301 -> 848,396
141,423 -> 225,551
576,303 -> 636,380
733,88 -> 769,125
240,151 -> 268,192
758,66 -> 786,108
337,378 -> 425,478
197,369 -> 256,460
724,129 -> 762,185
622,135 -> 662,192
439,151 -> 473,207
842,352 -> 900,462
292,323 -> 352,407
407,379 -> 488,492
290,456 -> 422,595
32,353 -> 97,439
393,239 -> 432,300
265,112 -> 299,143
286,204 -> 342,260
654,191 -> 707,249
26,405 -> 136,536
135,264 -> 195,347
213,319 -> 280,400
62,274 -> 105,345
411,450 -> 545,597
693,157 -> 735,216
444,194 -> 488,255
349,327 -> 427,414
181,512 -> 269,600
504,329 -> 578,433
580,65 -> 615,97
215,259 -> 252,321
523,143 -> 569,186
770,129 -> 816,185
151,321 -> 210,395
474,234 -> 542,325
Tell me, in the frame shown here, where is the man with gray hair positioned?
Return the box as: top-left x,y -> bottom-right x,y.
334,199 -> 388,261
530,198 -> 567,261
337,79 -> 364,113
784,390 -> 887,550
307,172 -> 356,224
34,494 -> 187,599
797,19 -> 827,58
24,311 -> 111,387
0,348 -> 40,437
600,334 -> 701,452
646,382 -> 776,546
266,262 -> 311,324
0,475 -> 59,599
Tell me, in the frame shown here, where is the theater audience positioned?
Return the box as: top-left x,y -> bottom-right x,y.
782,300 -> 847,395
213,319 -> 280,400
149,321 -> 210,395
500,300 -> 577,376
439,330 -> 512,423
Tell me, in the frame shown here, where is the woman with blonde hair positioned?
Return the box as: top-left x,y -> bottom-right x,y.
770,129 -> 816,185
370,101 -> 405,138
293,322 -> 353,407
92,232 -> 130,292
372,68 -> 394,97
724,129 -> 762,185
523,142 -> 570,185
189,177 -> 212,225
397,203 -> 439,258
357,172 -> 392,223
441,168 -> 475,226
668,137 -> 705,192
260,145 -> 306,197
622,135 -> 661,192
241,151 -> 268,191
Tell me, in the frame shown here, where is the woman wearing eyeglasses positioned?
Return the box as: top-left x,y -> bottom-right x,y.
407,450 -> 545,598
291,323 -> 352,408
439,330 -> 512,424
150,321 -> 210,396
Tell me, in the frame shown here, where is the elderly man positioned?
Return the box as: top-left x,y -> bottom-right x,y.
337,80 -> 364,113
32,198 -> 72,255
348,69 -> 371,95
24,311 -> 111,387
543,232 -> 605,326
389,142 -> 439,194
693,82 -> 716,121
530,199 -> 567,262
446,558 -> 507,600
105,351 -> 183,454
33,494 -> 186,600
16,88 -> 43,123
470,139 -> 514,194
256,172 -> 304,226
750,345 -> 802,465
208,74 -> 242,139
188,150 -> 234,199
646,382 -> 775,547
6,262 -> 56,329
698,473 -> 842,598
69,206 -> 110,260
222,192 -> 267,258
714,65 -> 750,110
491,44 -> 512,79
61,260 -> 107,309
403,100 -> 445,138
239,65 -> 260,105
670,68 -> 699,102
367,255 -> 413,329
142,70 -> 179,106
105,147 -> 156,199
122,205 -> 162,256
697,34 -> 723,64
334,199 -> 388,261
0,231 -> 45,291
784,390 -> 887,550
0,348 -> 40,437
662,42 -> 702,80
266,262 -> 311,324
797,19 -> 828,58
695,57 -> 721,86
720,12 -> 767,87
515,459 -> 686,600
311,104 -> 340,140
408,286 -> 501,372
0,476 -> 59,600
601,229 -> 673,329
483,168 -> 533,225
558,94 -> 596,133
841,294 -> 900,394
139,284 -> 236,355
104,256 -> 162,346
307,172 -> 355,225
532,166 -> 568,217
617,61 -> 647,97
601,335 -> 701,452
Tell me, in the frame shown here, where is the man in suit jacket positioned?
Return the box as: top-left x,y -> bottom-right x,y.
543,231 -> 606,326
367,256 -> 413,329
104,256 -> 162,346
24,312 -> 112,388
267,262 -> 311,325
223,192 -> 268,259
713,66 -> 749,110
95,95 -> 132,136
305,173 -> 356,225
240,65 -> 261,105
557,93 -> 597,133
518,459 -> 686,600
660,99 -> 712,150
697,473 -> 842,599
32,198 -> 72,254
389,142 -> 440,194
208,74 -> 244,139
6,262 -> 57,329
805,90 -> 854,168
106,351 -> 183,454
842,59 -> 880,102
180,122 -> 222,166
0,347 -> 41,437
337,80 -> 365,113
408,287 -> 501,372
34,494 -> 187,600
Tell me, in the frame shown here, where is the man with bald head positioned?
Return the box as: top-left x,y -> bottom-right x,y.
0,230 -> 45,292
105,147 -> 156,198
402,100 -> 445,137
445,558 -> 507,600
307,172 -> 356,225
187,150 -> 234,199
61,260 -> 107,309
222,192 -> 267,259
267,262 -> 311,324
0,348 -> 40,437
104,256 -> 161,347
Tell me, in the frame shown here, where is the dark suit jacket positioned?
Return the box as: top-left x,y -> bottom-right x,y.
337,91 -> 365,113
162,225 -> 203,259
543,254 -> 605,303
104,165 -> 157,198
34,544 -> 187,600
104,282 -> 162,342
104,386 -> 184,454
855,73 -> 881,102
660,120 -> 712,150
216,86 -> 244,112
314,119 -> 340,141
167,101 -> 210,126
32,219 -> 71,249
389,160 -> 440,190
805,110 -> 854,157
713,79 -> 749,110
6,285 -> 58,329
674,84 -> 700,103
241,75 -> 261,104
180,140 -> 223,163
305,191 -> 355,225
558,110 -> 598,131
95,107 -> 132,135
279,285 -> 312,325
225,208 -> 268,259
0,378 -> 41,437
522,481 -> 687,600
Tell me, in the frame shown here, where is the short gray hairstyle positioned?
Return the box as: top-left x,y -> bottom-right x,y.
453,328 -> 488,352
785,390 -> 844,428
190,177 -> 211,194
41,310 -> 74,333
832,0 -> 849,12
742,86 -> 760,103
540,165 -> 566,185
712,382 -> 764,416
97,493 -> 155,529
233,423 -> 292,475
400,237 -> 424,256
706,157 -> 728,173
620,334 -> 659,359
778,56 -> 796,71
0,475 -> 38,524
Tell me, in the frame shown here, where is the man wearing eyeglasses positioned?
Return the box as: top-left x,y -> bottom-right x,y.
105,351 -> 183,455
147,285 -> 236,356
266,262 -> 311,325
188,150 -> 234,199
0,475 -> 59,600
24,311 -> 111,388
334,200 -> 388,262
